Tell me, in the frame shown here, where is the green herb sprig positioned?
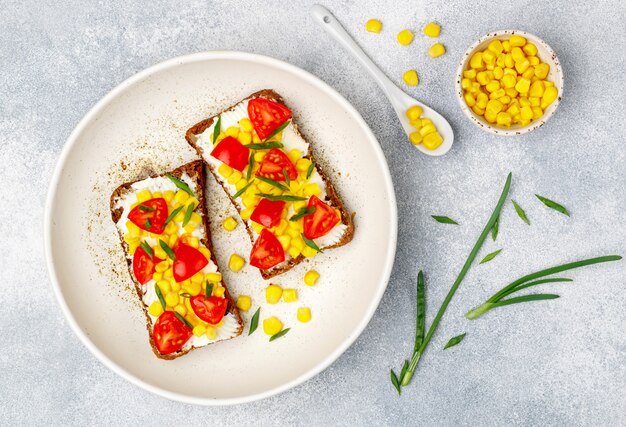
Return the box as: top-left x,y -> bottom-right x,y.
290,207 -> 316,222
159,239 -> 176,261
443,333 -> 466,349
182,203 -> 194,227
212,116 -> 221,144
269,328 -> 290,342
480,249 -> 502,264
306,161 -> 316,179
282,169 -> 290,186
257,193 -> 307,202
491,216 -> 499,241
174,312 -> 194,329
138,204 -> 155,212
465,255 -> 622,319
205,281 -> 214,299
431,215 -> 459,225
144,219 -> 152,230
511,199 -> 529,225
263,120 -> 290,141
166,174 -> 194,196
302,234 -> 322,253
155,285 -> 166,310
140,241 -> 154,260
246,154 -> 255,180
164,205 -> 184,226
249,308 -> 261,335
255,176 -> 289,192
245,141 -> 284,150
535,194 -> 569,216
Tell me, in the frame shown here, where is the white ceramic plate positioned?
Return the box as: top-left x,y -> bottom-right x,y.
45,52 -> 397,405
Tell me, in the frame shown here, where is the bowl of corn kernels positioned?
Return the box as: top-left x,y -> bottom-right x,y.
456,30 -> 563,135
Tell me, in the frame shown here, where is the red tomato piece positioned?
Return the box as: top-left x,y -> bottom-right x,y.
256,148 -> 297,181
250,229 -> 285,270
190,295 -> 229,325
132,246 -> 163,285
152,311 -> 192,355
303,195 -> 341,240
247,98 -> 292,140
127,198 -> 168,234
210,136 -> 250,172
173,243 -> 208,282
250,198 -> 285,228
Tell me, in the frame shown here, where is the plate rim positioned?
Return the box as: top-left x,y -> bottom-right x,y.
44,50 -> 398,405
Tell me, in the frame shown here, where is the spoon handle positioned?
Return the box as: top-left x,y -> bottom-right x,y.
310,4 -> 406,104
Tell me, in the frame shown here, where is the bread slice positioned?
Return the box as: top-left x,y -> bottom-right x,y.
110,160 -> 243,359
185,89 -> 354,279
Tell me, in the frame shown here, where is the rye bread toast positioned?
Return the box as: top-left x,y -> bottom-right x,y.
185,90 -> 354,279
110,160 -> 243,359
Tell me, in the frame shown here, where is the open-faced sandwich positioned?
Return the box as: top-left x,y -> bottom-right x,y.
185,90 -> 354,279
110,161 -> 242,359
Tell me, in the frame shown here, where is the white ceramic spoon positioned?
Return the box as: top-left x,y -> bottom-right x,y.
311,4 -> 454,156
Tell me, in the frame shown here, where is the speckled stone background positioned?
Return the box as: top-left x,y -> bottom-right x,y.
3,0 -> 626,425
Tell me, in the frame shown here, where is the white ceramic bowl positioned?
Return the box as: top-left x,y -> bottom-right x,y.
455,30 -> 564,136
44,51 -> 397,405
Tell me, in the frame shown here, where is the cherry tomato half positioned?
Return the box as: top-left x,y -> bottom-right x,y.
173,243 -> 208,282
132,246 -> 163,285
250,229 -> 285,270
250,198 -> 285,228
303,195 -> 341,240
128,197 -> 168,234
256,148 -> 297,181
210,136 -> 250,172
190,295 -> 229,325
152,311 -> 192,355
247,98 -> 292,140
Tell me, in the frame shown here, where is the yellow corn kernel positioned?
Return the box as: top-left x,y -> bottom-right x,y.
485,80 -> 501,93
493,66 -> 504,80
502,40 -> 511,52
287,149 -> 301,164
123,234 -> 139,246
229,254 -> 245,272
522,67 -> 535,80
496,112 -> 512,127
157,279 -> 171,294
472,105 -> 485,116
193,324 -> 206,337
213,286 -> 225,298
238,132 -> 252,145
501,75 -> 516,90
288,246 -> 302,259
529,78 -> 545,98
205,325 -> 217,340
514,59 -> 530,74
153,272 -> 163,283
490,89 -> 506,100
136,189 -> 152,203
405,106 -> 424,123
528,56 -> 540,66
190,272 -> 204,285
238,118 -> 253,132
515,77 -> 531,93
403,70 -> 419,86
488,39 -> 504,55
252,133 -> 261,143
520,105 -> 533,121
302,246 -> 318,258
286,227 -> 300,239
511,47 -> 525,64
223,216 -> 238,231
463,69 -> 477,79
461,78 -> 472,90
165,292 -> 178,307
532,107 -> 543,119
469,82 -> 480,93
519,96 -> 531,107
365,18 -> 382,33
263,317 -> 283,336
174,304 -> 187,317
148,301 -> 163,317
272,219 -> 287,235
224,126 -> 239,138
504,53 -> 514,68
482,49 -> 496,66
419,123 -> 436,137
541,86 -> 558,109
283,288 -> 298,303
236,295 -> 252,312
155,261 -> 169,273
423,22 -> 440,37
476,92 -> 489,108
253,152 -> 266,163
173,190 -> 189,206
463,92 -> 476,107
277,234 -> 291,251
163,190 -> 175,203
423,132 -> 443,150
409,131 -> 423,145
126,221 -> 141,238
486,99 -> 503,115
410,119 -> 422,129
240,208 -> 253,221
188,281 -> 202,296
227,171 -> 242,185
304,183 -> 321,197
469,52 -> 483,69
304,270 -> 320,286
297,307 -> 311,323
205,272 -> 222,284
509,35 -> 526,47
186,236 -> 199,249
520,42 -> 537,56
428,43 -> 446,58
397,29 -> 414,46
507,103 -> 520,116
265,284 -> 283,304
218,163 -> 233,179
295,158 -> 312,173
496,53 -> 506,67
251,222 -> 264,234
242,195 -> 259,209
164,268 -> 174,279
543,80 -> 554,87
484,111 -> 497,123
505,87 -> 519,98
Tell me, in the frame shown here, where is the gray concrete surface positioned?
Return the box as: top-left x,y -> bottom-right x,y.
2,0 -> 626,425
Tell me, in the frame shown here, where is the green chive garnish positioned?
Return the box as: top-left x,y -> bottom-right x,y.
159,239 -> 176,261
205,281 -> 213,298
255,176 -> 289,192
246,153 -> 255,180
263,120 -> 290,142
174,312 -> 193,329
257,193 -> 307,202
233,181 -> 254,199
179,292 -> 192,298
269,327 -> 290,342
166,174 -> 194,196
245,141 -> 284,150
306,161 -> 316,179
144,219 -> 152,230
289,207 -> 316,221
302,233 -> 322,253
212,116 -> 221,144
282,169 -> 290,186
139,241 -> 154,260
182,203 -> 194,227
431,215 -> 459,225
138,204 -> 155,212
511,199 -> 530,225
164,205 -> 184,226
479,249 -> 502,264
155,285 -> 166,310
535,194 -> 570,216
249,307 -> 261,335
443,333 -> 466,350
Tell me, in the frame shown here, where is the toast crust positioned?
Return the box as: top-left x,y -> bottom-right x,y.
185,90 -> 355,279
110,160 -> 243,360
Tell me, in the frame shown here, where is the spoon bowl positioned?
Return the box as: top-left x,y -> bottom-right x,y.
311,4 -> 454,156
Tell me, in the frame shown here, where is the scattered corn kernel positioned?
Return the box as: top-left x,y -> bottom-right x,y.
263,317 -> 283,336
236,295 -> 251,312
423,22 -> 440,38
265,284 -> 283,304
222,216 -> 238,231
304,270 -> 320,286
397,29 -> 414,46
283,288 -> 298,303
229,254 -> 245,272
205,325 -> 217,340
148,301 -> 163,317
193,324 -> 206,337
365,19 -> 382,33
403,69 -> 419,86
428,43 -> 446,58
297,307 -> 311,323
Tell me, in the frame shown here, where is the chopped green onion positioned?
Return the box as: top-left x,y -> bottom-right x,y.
535,194 -> 570,216
443,333 -> 466,349
166,174 -> 194,196
205,281 -> 213,298
269,328 -> 290,342
212,116 -> 221,144
155,285 -> 166,310
306,161 -> 316,179
144,219 -> 152,230
282,169 -> 290,186
263,120 -> 290,141
246,153 -> 255,180
182,203 -> 194,227
138,205 -> 155,212
233,181 -> 254,199
159,239 -> 176,261
164,205 -> 184,226
290,207 -> 316,222
511,199 -> 530,225
479,249 -> 502,264
257,193 -> 307,202
302,234 -> 322,253
255,176 -> 289,192
174,312 -> 194,329
140,241 -> 153,260
245,142 -> 284,150
431,215 -> 459,225
249,307 -> 261,335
